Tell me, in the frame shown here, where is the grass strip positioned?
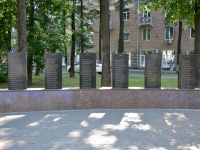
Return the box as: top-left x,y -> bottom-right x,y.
0,74 -> 178,89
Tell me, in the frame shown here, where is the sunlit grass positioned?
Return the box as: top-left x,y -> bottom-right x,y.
0,73 -> 178,89
129,70 -> 177,75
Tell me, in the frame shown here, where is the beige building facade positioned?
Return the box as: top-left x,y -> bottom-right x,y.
70,0 -> 194,69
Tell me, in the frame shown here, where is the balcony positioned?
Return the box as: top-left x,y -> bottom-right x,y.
138,16 -> 153,26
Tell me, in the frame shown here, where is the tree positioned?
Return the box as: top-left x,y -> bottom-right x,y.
75,6 -> 98,53
101,0 -> 111,86
70,0 -> 76,77
140,0 -> 200,87
194,3 -> 200,87
99,0 -> 102,60
115,0 -> 132,53
0,0 -> 16,83
17,0 -> 27,52
118,0 -> 124,53
27,0 -> 71,77
0,0 -> 16,53
80,0 -> 83,53
27,0 -> 34,86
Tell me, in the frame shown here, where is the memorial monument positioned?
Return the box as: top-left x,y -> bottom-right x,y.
145,54 -> 161,88
80,53 -> 96,89
8,52 -> 27,90
112,54 -> 129,88
178,54 -> 196,89
45,53 -> 62,89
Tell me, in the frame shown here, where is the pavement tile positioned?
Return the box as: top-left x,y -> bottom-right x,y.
0,109 -> 200,150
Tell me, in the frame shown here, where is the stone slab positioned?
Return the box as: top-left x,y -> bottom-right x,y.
8,52 -> 27,90
145,54 -> 161,88
45,53 -> 62,89
112,54 -> 129,88
178,54 -> 196,89
0,88 -> 200,112
80,53 -> 96,89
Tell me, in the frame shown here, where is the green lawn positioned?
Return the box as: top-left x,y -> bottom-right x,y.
0,73 -> 178,89
129,70 -> 177,75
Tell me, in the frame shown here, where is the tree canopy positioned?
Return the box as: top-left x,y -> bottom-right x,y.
140,0 -> 200,87
139,0 -> 195,28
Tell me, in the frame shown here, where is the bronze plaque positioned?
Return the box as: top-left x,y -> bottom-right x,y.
8,52 -> 27,90
80,53 -> 96,89
145,54 -> 161,88
112,54 -> 129,88
45,53 -> 62,89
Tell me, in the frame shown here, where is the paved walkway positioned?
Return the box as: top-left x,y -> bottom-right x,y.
0,109 -> 199,150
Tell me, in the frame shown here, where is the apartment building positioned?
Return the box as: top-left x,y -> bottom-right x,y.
69,0 -> 194,69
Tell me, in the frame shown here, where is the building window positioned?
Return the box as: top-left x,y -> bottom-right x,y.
142,28 -> 150,41
88,32 -> 94,43
165,27 -> 174,40
187,50 -> 195,54
190,27 -> 195,39
124,30 -> 130,42
140,51 -> 146,67
162,50 -> 175,68
11,27 -> 15,32
123,9 -> 130,21
88,0 -> 94,5
143,8 -> 150,18
88,11 -> 93,24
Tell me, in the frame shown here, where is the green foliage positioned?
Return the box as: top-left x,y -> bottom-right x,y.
75,5 -> 100,53
0,61 -> 8,83
0,0 -> 15,82
25,0 -> 73,71
139,0 -> 195,29
114,0 -> 133,10
0,0 -> 16,52
0,71 -> 8,83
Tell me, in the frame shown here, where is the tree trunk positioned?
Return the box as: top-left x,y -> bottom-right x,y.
195,5 -> 200,87
101,0 -> 111,87
35,65 -> 40,76
176,20 -> 182,87
17,0 -> 27,52
177,20 -> 182,65
27,0 -> 34,86
99,0 -> 102,60
70,1 -> 76,77
118,0 -> 124,53
8,23 -> 12,51
81,0 -> 84,53
65,56 -> 67,68
63,10 -> 68,68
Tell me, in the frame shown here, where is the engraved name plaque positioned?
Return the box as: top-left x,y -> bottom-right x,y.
112,54 -> 129,88
45,53 -> 62,89
178,54 -> 196,89
8,52 -> 27,90
80,53 -> 96,89
145,54 -> 161,88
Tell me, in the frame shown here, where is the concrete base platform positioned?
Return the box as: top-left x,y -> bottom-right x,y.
1,87 -> 200,112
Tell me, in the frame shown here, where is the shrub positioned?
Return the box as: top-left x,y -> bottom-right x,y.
0,62 -> 8,83
0,70 -> 7,82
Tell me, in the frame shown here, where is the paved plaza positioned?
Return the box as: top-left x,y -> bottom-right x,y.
0,109 -> 200,150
